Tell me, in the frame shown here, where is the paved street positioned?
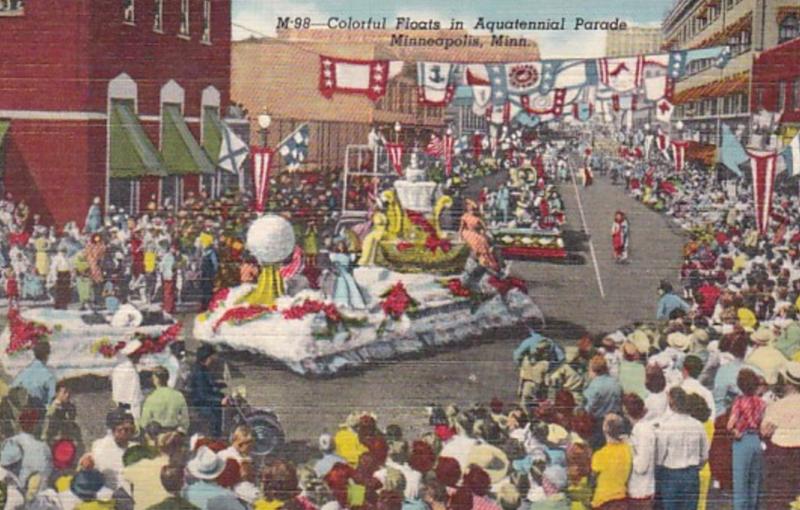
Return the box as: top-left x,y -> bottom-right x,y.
62,174 -> 686,455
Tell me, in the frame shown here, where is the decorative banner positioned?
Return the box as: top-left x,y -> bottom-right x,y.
472,132 -> 484,160
780,131 -> 800,176
443,132 -> 455,177
748,149 -> 778,235
719,124 -> 747,177
671,140 -> 690,172
319,56 -> 389,101
521,89 -> 568,116
279,245 -> 305,280
655,98 -> 675,123
385,142 -> 404,176
417,62 -> 455,106
572,102 -> 594,121
644,134 -> 654,159
656,129 -> 671,159
277,124 -> 310,171
251,146 -> 274,212
218,122 -> 249,174
597,56 -> 645,94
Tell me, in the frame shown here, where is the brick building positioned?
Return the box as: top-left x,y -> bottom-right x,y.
232,30 -> 539,172
0,0 -> 233,226
750,37 -> 800,143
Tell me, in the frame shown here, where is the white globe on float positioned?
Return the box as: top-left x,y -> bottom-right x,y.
246,214 -> 296,264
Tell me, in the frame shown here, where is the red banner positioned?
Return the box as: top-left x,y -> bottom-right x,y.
251,146 -> 274,212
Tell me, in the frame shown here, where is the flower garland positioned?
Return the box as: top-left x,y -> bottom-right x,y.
6,308 -> 52,356
487,275 -> 528,296
282,299 -> 367,339
207,288 -> 231,313
212,305 -> 276,332
91,323 -> 183,359
444,278 -> 472,298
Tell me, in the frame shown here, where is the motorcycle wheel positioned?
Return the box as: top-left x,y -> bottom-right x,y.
237,409 -> 285,457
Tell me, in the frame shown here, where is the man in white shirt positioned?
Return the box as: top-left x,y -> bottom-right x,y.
111,340 -> 143,419
623,393 -> 656,507
681,354 -> 716,419
90,408 -> 137,492
654,387 -> 709,510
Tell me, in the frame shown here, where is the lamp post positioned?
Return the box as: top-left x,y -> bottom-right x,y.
394,121 -> 402,143
258,111 -> 272,147
675,119 -> 685,140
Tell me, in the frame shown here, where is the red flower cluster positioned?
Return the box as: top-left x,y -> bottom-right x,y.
380,282 -> 417,320
213,305 -> 276,332
487,275 -> 528,296
207,288 -> 231,313
133,323 -> 184,356
406,211 -> 451,254
445,279 -> 472,298
6,308 -> 51,355
396,241 -> 414,252
98,341 -> 126,359
282,299 -> 342,323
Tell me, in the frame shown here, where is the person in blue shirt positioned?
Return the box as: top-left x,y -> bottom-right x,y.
583,355 -> 622,448
11,341 -> 56,407
656,280 -> 691,320
187,344 -> 225,438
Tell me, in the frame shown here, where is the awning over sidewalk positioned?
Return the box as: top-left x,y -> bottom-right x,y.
0,121 -> 9,146
161,104 -> 215,175
202,106 -> 223,167
109,100 -> 168,179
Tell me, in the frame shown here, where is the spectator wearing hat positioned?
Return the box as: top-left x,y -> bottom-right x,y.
90,409 -> 137,492
146,464 -> 198,510
8,406 -> 52,495
64,469 -> 115,510
11,341 -> 56,406
314,433 -> 346,478
590,414 -> 631,509
187,344 -> 226,438
183,446 -> 246,510
140,366 -> 190,433
622,394 -> 655,510
0,440 -> 26,509
656,281 -> 690,321
111,340 -> 144,420
745,327 -> 787,386
761,361 -> 800,509
123,430 -> 186,509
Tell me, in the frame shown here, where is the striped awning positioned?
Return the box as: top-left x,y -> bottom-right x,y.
161,104 -> 215,175
202,107 -> 223,167
673,72 -> 749,104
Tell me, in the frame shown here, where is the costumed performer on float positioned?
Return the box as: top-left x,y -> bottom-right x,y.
459,199 -> 500,273
357,201 -> 387,267
331,238 -> 367,310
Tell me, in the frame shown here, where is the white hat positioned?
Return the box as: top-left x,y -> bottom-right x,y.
666,332 -> 692,352
120,340 -> 142,357
187,446 -> 226,480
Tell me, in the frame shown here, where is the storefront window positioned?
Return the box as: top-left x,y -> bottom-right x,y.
779,15 -> 799,43
123,0 -> 134,24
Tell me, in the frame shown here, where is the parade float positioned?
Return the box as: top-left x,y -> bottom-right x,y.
0,306 -> 181,379
194,155 -> 544,376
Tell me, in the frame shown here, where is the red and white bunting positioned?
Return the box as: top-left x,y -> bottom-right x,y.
251,146 -> 274,212
671,140 -> 690,172
319,55 -> 389,102
656,130 -> 671,159
748,149 -> 778,235
443,133 -> 455,177
385,142 -> 404,176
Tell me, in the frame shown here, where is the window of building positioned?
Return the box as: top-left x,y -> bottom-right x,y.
793,78 -> 800,110
777,81 -> 786,111
779,15 -> 799,44
123,0 -> 134,24
728,34 -> 740,55
153,0 -> 163,32
754,86 -> 765,110
740,30 -> 751,52
179,0 -> 190,36
740,93 -> 749,113
0,0 -> 24,14
202,0 -> 211,43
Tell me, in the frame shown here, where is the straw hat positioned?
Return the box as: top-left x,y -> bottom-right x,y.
466,444 -> 509,485
666,332 -> 692,352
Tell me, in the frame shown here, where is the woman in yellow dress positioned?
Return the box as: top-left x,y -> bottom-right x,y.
357,207 -> 387,266
459,199 -> 499,272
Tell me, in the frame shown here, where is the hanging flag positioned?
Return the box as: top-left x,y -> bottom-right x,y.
453,134 -> 469,156
719,124 -> 748,178
251,146 -> 274,212
277,124 -> 310,170
319,55 -> 389,101
443,132 -> 455,177
748,149 -> 778,235
671,140 -> 690,172
656,129 -> 671,159
644,134 -> 654,159
385,142 -> 404,176
426,134 -> 444,157
780,132 -> 800,176
655,98 -> 675,123
218,122 -> 249,174
597,56 -> 645,97
417,62 -> 455,106
280,245 -> 305,280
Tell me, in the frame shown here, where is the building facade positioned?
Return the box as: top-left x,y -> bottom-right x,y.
232,30 -> 539,173
751,37 -> 800,144
0,0 -> 233,226
662,0 -> 800,146
605,26 -> 663,57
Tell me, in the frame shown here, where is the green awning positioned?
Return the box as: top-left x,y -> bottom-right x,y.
109,100 -> 168,178
161,104 -> 215,175
0,121 -> 9,146
202,107 -> 223,167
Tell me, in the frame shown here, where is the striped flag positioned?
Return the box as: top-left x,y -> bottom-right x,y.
385,142 -> 404,176
443,132 -> 455,177
671,140 -> 690,172
425,134 -> 443,157
657,129 -> 671,159
748,149 -> 778,235
780,132 -> 800,177
280,245 -> 305,280
251,146 -> 274,212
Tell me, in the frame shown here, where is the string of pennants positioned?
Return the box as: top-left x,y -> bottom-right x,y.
317,46 -> 731,126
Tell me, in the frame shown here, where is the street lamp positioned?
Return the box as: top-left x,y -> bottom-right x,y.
675,120 -> 684,132
394,121 -> 402,142
258,111 -> 272,147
